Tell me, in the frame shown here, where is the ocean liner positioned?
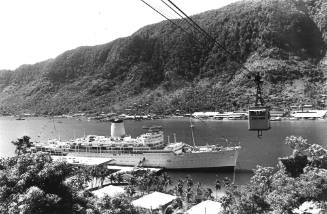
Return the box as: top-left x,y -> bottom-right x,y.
32,119 -> 241,170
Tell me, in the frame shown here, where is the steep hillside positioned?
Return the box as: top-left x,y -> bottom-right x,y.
0,0 -> 326,115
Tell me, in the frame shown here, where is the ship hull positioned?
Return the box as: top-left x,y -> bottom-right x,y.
65,149 -> 239,170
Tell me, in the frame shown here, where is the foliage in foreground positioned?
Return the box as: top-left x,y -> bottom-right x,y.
0,152 -> 141,214
221,136 -> 327,214
4,135 -> 327,214
0,152 -> 96,214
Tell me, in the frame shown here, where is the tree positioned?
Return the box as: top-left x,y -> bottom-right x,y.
99,167 -> 115,187
172,198 -> 183,210
195,182 -> 203,203
116,173 -> 124,184
176,179 -> 184,197
11,135 -> 33,155
186,190 -> 194,203
0,152 -> 98,214
161,172 -> 172,193
215,177 -> 221,199
205,188 -> 214,200
185,176 -> 195,203
68,166 -> 93,190
109,174 -> 117,184
97,195 -> 140,214
125,185 -> 136,198
220,136 -> 327,214
90,167 -> 98,188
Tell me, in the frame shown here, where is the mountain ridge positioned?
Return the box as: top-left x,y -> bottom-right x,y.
0,0 -> 326,115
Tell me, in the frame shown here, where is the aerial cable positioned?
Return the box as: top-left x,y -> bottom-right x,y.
165,0 -> 233,51
163,0 -> 215,41
139,0 -> 214,48
140,0 -> 270,137
165,0 -> 251,73
152,0 -> 182,23
160,0 -> 217,47
160,0 -> 184,20
160,0 -> 203,35
139,0 -> 192,36
162,0 -> 271,138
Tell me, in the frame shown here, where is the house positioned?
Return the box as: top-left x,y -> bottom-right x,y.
132,191 -> 177,213
92,185 -> 125,198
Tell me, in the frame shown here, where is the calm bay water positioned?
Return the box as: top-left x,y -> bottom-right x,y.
1,116 -> 327,186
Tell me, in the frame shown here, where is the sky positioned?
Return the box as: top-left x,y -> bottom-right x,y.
0,0 -> 239,70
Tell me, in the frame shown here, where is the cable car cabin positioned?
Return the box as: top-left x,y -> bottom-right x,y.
248,106 -> 271,131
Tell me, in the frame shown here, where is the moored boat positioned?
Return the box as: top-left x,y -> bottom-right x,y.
32,119 -> 241,170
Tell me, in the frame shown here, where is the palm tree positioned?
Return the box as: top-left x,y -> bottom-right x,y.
129,175 -> 137,186
215,179 -> 221,199
137,174 -> 147,195
164,205 -> 174,214
162,172 -> 172,193
176,179 -> 184,197
186,176 -> 194,190
109,174 -> 116,184
205,188 -> 213,200
74,166 -> 92,189
99,167 -> 108,187
223,177 -> 230,186
186,189 -> 194,203
125,185 -> 136,197
153,174 -> 161,191
172,198 -> 183,210
90,167 -> 99,188
11,135 -> 33,155
144,170 -> 155,193
116,173 -> 124,184
195,182 -> 203,203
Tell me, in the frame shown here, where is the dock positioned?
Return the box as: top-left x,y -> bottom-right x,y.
52,156 -> 162,173
107,165 -> 162,174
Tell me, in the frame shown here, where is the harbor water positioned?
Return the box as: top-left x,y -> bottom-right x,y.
1,116 -> 327,186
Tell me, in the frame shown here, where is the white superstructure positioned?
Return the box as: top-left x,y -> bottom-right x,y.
32,120 -> 240,170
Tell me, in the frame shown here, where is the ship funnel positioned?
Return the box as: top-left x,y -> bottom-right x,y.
110,118 -> 126,138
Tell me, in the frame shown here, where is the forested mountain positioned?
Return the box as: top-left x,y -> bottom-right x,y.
0,0 -> 327,115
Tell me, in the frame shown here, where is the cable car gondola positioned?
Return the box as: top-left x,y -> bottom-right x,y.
248,73 -> 271,137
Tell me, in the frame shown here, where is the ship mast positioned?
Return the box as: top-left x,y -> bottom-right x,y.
190,117 -> 196,147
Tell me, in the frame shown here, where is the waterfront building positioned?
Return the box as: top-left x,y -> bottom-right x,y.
132,191 -> 177,213
290,110 -> 327,119
192,111 -> 248,120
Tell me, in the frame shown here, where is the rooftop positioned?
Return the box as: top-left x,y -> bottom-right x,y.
92,185 -> 125,198
186,200 -> 223,214
132,191 -> 177,210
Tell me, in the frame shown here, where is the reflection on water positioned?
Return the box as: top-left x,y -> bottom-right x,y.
1,117 -> 327,185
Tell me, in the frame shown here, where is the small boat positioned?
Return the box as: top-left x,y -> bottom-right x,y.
16,117 -> 25,120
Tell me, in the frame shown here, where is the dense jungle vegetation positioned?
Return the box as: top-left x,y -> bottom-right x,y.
0,0 -> 327,115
